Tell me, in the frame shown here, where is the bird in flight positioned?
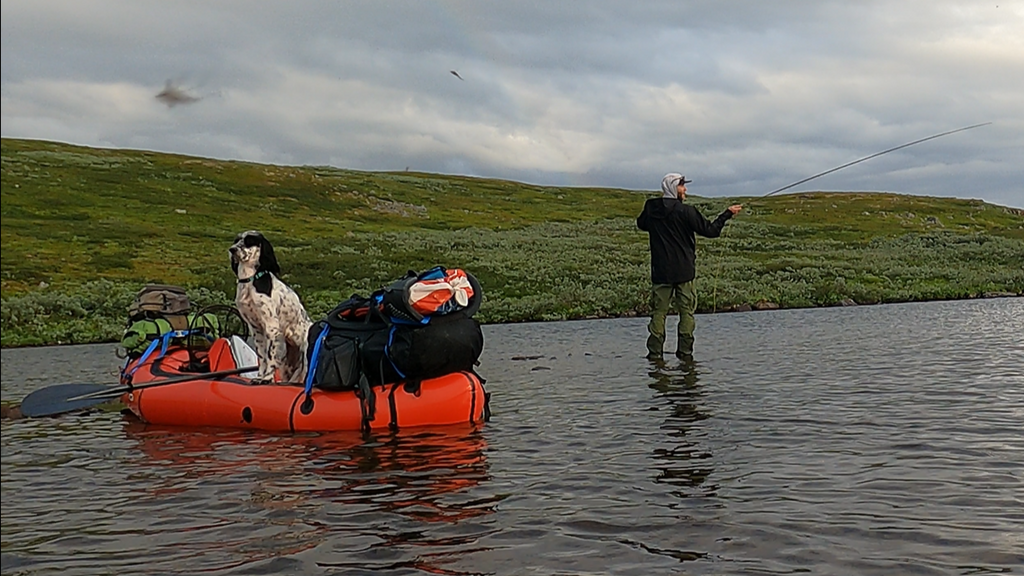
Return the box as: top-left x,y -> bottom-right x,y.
450,70 -> 465,81
156,80 -> 200,107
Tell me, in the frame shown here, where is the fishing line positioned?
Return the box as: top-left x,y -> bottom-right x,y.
710,122 -> 991,312
762,122 -> 992,198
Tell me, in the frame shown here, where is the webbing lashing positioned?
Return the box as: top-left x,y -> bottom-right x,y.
159,330 -> 192,357
387,383 -> 400,431
121,338 -> 160,383
121,329 -> 187,382
471,368 -> 491,422
303,324 -> 331,397
356,375 -> 376,433
384,326 -> 407,380
469,372 -> 477,424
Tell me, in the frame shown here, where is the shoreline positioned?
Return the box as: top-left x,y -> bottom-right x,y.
2,292 -> 1018,351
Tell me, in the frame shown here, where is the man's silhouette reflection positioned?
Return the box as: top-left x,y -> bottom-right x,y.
647,359 -> 717,497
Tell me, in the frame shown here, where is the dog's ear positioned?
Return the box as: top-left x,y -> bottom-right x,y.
231,257 -> 239,275
253,272 -> 274,297
258,235 -> 281,275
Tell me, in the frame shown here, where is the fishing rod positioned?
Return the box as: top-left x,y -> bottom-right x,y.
761,122 -> 992,198
709,121 -> 991,313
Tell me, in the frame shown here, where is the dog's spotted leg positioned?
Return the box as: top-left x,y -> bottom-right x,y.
281,344 -> 305,383
250,332 -> 275,384
258,319 -> 287,384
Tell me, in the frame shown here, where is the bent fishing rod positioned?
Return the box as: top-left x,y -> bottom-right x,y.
708,121 -> 991,312
761,122 -> 992,198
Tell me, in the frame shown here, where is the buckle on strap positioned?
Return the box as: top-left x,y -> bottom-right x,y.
237,270 -> 269,284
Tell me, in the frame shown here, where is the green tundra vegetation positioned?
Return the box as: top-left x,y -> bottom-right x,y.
2,137 -> 1022,347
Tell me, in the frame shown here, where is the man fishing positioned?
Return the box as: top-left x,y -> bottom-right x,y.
637,173 -> 742,360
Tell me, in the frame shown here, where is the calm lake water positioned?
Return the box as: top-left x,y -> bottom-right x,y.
2,298 -> 1023,576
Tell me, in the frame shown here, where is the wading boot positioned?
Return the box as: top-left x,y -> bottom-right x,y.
646,334 -> 664,360
675,336 -> 694,360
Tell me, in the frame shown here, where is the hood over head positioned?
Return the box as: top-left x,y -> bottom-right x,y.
661,173 -> 692,198
661,173 -> 682,198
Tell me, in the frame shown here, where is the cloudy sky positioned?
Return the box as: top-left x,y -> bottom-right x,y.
2,1 -> 1022,208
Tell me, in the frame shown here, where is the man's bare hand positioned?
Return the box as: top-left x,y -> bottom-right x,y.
728,204 -> 743,214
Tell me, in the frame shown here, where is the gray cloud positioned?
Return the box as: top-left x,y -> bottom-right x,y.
2,0 -> 1021,207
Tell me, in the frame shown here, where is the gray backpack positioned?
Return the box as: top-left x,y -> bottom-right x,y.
127,284 -> 191,330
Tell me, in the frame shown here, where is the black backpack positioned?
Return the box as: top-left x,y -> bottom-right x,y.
305,269 -> 484,393
301,268 -> 485,432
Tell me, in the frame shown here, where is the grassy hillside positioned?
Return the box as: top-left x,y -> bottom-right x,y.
2,137 -> 1022,347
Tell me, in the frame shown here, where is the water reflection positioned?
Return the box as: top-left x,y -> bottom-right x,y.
121,420 -> 499,574
6,299 -> 1020,575
646,359 -> 716,498
126,420 -> 493,514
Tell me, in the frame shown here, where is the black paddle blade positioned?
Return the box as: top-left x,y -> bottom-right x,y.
18,384 -> 121,418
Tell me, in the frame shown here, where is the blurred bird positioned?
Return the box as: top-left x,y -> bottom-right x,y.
450,70 -> 464,81
156,80 -> 200,107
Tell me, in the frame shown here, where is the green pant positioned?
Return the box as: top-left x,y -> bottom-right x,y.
646,282 -> 697,357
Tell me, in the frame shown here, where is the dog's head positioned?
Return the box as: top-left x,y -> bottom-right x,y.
229,230 -> 281,277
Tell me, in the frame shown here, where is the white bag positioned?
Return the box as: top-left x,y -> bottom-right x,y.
228,335 -> 260,379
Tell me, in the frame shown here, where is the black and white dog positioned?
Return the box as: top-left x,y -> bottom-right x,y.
229,230 -> 313,384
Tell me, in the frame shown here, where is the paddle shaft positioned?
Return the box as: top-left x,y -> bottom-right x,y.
68,365 -> 258,401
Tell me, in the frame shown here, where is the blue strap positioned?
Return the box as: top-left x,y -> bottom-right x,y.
384,326 -> 407,380
159,331 -> 174,357
123,338 -> 161,380
159,330 -> 192,357
122,328 -> 207,381
303,324 -> 331,396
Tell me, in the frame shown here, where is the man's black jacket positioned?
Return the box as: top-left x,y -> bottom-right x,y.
637,198 -> 733,284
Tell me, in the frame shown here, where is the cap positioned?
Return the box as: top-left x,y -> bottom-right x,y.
661,172 -> 692,198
